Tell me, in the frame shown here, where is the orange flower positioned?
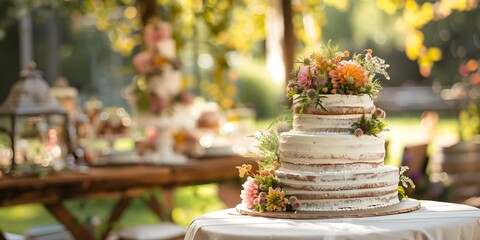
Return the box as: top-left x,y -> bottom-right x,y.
329,60 -> 368,88
154,55 -> 168,67
314,55 -> 334,74
236,164 -> 252,178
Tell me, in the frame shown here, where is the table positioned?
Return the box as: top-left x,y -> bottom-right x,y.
185,201 -> 480,240
0,156 -> 258,240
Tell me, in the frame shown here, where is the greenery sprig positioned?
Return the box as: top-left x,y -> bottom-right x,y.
351,108 -> 387,137
398,166 -> 416,200
249,130 -> 280,169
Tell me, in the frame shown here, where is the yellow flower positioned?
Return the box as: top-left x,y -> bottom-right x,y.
265,187 -> 288,212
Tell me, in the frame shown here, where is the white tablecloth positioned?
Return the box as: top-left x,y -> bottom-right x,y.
185,201 -> 480,240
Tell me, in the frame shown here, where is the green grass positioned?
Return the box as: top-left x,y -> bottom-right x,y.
0,115 -> 460,236
384,114 -> 458,166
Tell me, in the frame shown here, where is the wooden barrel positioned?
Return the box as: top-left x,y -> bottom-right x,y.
441,140 -> 480,203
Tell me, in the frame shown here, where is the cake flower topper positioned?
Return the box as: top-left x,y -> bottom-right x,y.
287,41 -> 390,115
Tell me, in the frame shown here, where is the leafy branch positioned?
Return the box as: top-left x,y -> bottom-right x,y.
398,166 -> 416,200
249,130 -> 279,170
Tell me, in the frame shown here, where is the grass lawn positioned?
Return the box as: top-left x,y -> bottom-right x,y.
0,114 -> 460,236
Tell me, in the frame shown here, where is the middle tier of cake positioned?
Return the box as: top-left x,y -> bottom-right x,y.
279,131 -> 386,172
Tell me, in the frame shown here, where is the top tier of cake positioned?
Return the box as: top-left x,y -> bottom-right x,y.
293,94 -> 375,133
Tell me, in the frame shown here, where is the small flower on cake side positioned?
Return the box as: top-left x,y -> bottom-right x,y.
240,176 -> 258,209
286,41 -> 390,115
351,108 -> 387,137
237,163 -> 294,212
266,187 -> 289,212
236,130 -> 299,213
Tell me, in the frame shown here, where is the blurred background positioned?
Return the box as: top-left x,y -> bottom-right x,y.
0,0 -> 479,237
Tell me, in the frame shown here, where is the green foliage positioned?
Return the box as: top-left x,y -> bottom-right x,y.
255,202 -> 267,213
351,114 -> 387,137
293,93 -> 328,116
250,106 -> 294,170
193,0 -> 268,109
254,174 -> 279,192
398,185 -> 407,200
268,106 -> 293,130
459,101 -> 480,141
315,40 -> 341,60
398,166 -> 415,200
250,130 -> 279,169
236,58 -> 283,119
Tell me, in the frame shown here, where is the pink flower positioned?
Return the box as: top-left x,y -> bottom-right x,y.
240,177 -> 259,209
286,80 -> 297,92
180,92 -> 194,105
470,73 -> 480,85
144,21 -> 173,50
297,66 -> 316,89
256,192 -> 267,205
149,95 -> 169,114
289,196 -> 300,210
354,128 -> 364,137
459,64 -> 470,78
133,51 -> 154,74
373,108 -> 386,119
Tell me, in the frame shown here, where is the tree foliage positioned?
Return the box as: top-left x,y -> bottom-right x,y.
1,0 -> 478,100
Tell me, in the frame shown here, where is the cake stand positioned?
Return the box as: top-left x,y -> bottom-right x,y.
236,198 -> 421,219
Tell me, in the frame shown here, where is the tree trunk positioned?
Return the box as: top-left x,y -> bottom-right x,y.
45,8 -> 60,85
282,0 -> 294,84
137,0 -> 157,25
19,11 -> 33,70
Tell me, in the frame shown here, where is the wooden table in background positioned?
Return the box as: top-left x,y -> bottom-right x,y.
0,155 -> 257,240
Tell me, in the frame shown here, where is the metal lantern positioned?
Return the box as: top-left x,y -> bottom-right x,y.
0,63 -> 75,176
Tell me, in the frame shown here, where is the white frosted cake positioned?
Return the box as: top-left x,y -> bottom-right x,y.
238,43 -> 399,213
275,94 -> 399,211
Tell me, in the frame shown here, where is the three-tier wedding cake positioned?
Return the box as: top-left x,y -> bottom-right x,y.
238,42 -> 403,212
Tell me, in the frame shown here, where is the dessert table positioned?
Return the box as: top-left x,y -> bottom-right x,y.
0,155 -> 258,240
185,200 -> 480,240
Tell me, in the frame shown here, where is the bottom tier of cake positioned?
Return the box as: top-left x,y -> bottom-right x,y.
275,165 -> 400,211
